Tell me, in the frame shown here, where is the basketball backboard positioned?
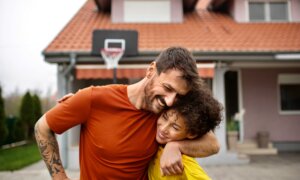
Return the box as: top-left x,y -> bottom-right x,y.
92,30 -> 138,57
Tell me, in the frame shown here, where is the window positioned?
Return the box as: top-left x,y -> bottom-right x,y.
249,2 -> 265,21
278,74 -> 300,114
124,0 -> 171,23
270,2 -> 288,21
249,1 -> 289,22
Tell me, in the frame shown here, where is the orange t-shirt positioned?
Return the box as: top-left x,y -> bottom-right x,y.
46,85 -> 159,180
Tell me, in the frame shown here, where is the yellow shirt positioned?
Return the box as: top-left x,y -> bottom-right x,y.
148,147 -> 211,180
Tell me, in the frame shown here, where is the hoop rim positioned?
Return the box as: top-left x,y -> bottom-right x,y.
101,48 -> 124,53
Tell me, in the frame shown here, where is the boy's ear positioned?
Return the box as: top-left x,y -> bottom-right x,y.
146,62 -> 156,79
186,133 -> 197,139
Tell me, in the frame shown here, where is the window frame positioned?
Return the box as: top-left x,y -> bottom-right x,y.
247,0 -> 291,22
278,74 -> 300,115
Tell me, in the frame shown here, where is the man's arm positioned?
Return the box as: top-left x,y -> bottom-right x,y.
34,115 -> 69,180
160,130 -> 219,176
177,130 -> 220,157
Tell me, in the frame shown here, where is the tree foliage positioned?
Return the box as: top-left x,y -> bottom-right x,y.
32,94 -> 42,122
0,87 -> 8,145
20,92 -> 34,140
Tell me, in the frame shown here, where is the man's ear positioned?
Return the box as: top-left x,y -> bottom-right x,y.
146,62 -> 156,79
186,133 -> 198,140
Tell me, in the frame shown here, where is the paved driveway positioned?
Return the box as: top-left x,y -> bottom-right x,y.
0,152 -> 299,180
205,152 -> 300,180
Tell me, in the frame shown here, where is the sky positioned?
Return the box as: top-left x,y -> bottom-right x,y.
0,0 -> 86,97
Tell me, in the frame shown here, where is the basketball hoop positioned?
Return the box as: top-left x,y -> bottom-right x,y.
100,48 -> 124,69
100,39 -> 126,84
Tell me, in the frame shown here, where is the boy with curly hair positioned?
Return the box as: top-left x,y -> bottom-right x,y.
148,86 -> 223,180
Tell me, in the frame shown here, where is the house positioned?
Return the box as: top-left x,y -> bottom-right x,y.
43,0 -> 300,169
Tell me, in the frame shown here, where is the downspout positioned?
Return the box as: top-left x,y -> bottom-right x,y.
63,53 -> 77,78
60,52 -> 76,168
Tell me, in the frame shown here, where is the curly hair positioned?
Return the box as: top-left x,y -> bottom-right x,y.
172,83 -> 223,138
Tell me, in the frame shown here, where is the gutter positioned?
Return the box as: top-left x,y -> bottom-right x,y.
43,51 -> 300,64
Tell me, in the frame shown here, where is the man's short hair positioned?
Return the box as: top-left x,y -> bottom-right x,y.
155,47 -> 200,91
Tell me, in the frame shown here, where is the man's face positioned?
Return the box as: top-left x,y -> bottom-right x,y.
143,68 -> 190,114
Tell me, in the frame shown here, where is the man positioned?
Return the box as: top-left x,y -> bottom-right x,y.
35,47 -> 220,180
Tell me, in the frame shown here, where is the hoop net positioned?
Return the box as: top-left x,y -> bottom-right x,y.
101,48 -> 124,69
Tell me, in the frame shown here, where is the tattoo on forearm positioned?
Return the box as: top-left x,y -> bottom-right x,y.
35,123 -> 64,177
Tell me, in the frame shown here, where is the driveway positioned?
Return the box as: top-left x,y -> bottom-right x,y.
0,152 -> 299,180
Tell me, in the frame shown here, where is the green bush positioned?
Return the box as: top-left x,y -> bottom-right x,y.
20,92 -> 34,140
32,94 -> 42,123
5,116 -> 17,144
226,119 -> 239,132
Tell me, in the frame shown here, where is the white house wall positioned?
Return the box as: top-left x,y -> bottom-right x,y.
242,68 -> 300,142
112,0 -> 183,23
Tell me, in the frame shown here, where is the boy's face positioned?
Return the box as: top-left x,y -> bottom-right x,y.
156,109 -> 194,144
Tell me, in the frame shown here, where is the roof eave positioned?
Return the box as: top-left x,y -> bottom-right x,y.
43,50 -> 300,64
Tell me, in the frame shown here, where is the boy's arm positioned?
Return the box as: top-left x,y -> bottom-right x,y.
160,130 -> 219,176
34,115 -> 69,180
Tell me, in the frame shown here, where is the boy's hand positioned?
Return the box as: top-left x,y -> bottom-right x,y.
160,141 -> 184,176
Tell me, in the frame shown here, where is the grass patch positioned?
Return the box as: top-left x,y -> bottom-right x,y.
0,142 -> 41,171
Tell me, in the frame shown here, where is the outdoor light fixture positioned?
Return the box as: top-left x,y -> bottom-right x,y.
275,54 -> 300,60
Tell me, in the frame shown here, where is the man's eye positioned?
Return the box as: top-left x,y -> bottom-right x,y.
164,86 -> 172,92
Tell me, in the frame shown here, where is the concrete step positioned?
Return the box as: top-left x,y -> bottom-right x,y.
238,148 -> 278,155
236,139 -> 278,155
237,140 -> 274,150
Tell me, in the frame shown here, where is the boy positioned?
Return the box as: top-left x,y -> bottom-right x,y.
148,89 -> 222,180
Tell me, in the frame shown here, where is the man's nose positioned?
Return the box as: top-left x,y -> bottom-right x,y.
164,92 -> 177,107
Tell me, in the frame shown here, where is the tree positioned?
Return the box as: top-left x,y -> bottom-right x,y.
32,94 -> 42,123
0,87 -> 8,145
20,91 -> 34,140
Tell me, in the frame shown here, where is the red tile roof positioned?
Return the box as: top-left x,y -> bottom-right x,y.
44,0 -> 300,54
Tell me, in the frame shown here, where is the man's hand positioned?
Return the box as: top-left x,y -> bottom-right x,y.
160,141 -> 184,176
57,93 -> 74,103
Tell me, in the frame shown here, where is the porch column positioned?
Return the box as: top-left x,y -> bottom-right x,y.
197,65 -> 249,165
56,64 -> 69,167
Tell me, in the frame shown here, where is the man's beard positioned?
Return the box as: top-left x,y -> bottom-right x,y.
143,78 -> 165,114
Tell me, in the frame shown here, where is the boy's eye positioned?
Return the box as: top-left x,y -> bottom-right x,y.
172,124 -> 179,131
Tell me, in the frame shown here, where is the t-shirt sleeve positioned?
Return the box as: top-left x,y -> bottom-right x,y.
46,87 -> 92,134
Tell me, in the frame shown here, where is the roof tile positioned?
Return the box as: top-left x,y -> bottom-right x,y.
44,0 -> 300,53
